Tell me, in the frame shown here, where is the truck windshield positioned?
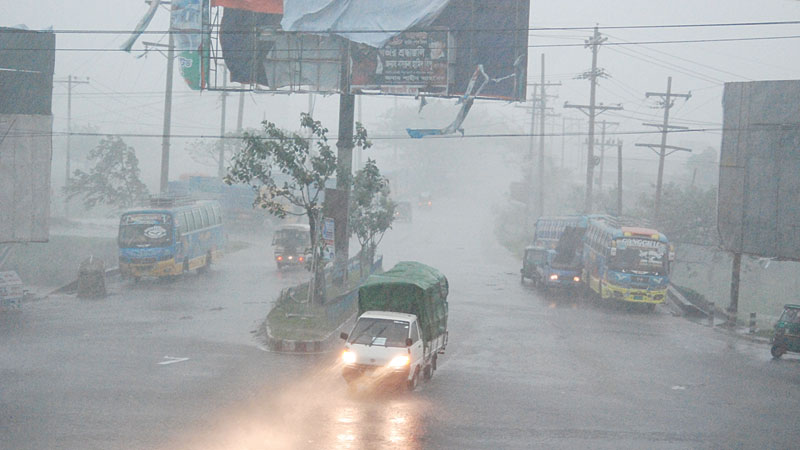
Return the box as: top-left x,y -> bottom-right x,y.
273,229 -> 310,247
349,318 -> 409,347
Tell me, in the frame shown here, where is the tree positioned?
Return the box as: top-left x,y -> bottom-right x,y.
63,135 -> 149,209
350,159 -> 396,277
631,182 -> 718,245
183,128 -> 260,176
225,113 -> 370,304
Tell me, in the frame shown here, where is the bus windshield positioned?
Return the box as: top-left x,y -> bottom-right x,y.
119,214 -> 172,248
610,238 -> 668,275
273,229 -> 310,247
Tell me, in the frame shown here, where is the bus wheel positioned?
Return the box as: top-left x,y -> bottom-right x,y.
771,345 -> 786,359
646,303 -> 656,312
182,259 -> 189,274
198,252 -> 211,274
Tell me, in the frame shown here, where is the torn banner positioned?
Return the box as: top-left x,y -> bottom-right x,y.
120,0 -> 160,52
281,0 -> 451,48
406,65 -> 489,139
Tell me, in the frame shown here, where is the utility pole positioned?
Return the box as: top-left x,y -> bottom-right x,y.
635,76 -> 691,224
533,54 -> 561,216
561,117 -> 584,170
596,120 -> 619,192
334,44 -> 355,286
54,75 -> 89,217
236,90 -> 245,133
356,94 -> 363,170
564,26 -> 622,214
142,35 -> 176,194
218,66 -> 228,179
616,139 -> 623,216
515,85 -> 536,230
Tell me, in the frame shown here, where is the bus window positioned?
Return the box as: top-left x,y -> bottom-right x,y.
209,206 -> 217,225
213,204 -> 222,224
177,213 -> 187,235
201,208 -> 210,228
193,209 -> 203,229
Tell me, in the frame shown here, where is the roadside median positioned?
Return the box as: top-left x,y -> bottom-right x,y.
259,255 -> 382,354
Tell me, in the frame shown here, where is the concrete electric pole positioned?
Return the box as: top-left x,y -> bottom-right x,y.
54,75 -> 90,217
635,76 -> 691,224
564,26 -> 622,214
218,66 -> 228,179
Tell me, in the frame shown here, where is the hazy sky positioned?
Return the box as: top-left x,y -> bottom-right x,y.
3,0 -> 800,189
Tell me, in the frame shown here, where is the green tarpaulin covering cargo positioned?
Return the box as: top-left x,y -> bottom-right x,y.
358,261 -> 449,345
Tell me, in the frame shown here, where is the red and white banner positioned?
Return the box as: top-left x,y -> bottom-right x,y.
211,0 -> 283,13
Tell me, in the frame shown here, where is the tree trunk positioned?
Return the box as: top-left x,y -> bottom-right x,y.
308,212 -> 326,305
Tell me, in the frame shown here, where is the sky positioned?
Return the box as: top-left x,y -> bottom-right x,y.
3,0 -> 800,192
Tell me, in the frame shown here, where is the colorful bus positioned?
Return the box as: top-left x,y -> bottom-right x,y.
582,217 -> 674,309
118,199 -> 225,280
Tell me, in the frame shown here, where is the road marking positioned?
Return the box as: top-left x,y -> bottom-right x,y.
158,356 -> 189,365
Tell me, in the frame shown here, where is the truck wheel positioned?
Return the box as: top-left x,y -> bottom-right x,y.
423,364 -> 432,382
407,367 -> 419,391
771,344 -> 786,359
432,354 -> 438,371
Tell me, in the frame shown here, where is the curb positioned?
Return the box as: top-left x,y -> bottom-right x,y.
264,312 -> 357,354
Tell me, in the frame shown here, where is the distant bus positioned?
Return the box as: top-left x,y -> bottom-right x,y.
582,217 -> 674,309
118,199 -> 224,280
533,215 -> 590,249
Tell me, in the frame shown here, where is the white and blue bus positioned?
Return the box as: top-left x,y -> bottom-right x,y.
118,199 -> 224,280
582,217 -> 674,309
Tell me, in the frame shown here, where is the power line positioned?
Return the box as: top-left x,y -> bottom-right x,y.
3,19 -> 799,35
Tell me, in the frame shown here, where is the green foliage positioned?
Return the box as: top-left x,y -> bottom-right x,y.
63,136 -> 149,209
225,113 -> 371,303
631,183 -> 718,245
350,159 -> 396,273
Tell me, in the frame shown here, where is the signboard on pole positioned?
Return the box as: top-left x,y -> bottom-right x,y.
213,0 -> 530,101
718,80 -> 800,260
171,0 -> 211,90
322,217 -> 335,261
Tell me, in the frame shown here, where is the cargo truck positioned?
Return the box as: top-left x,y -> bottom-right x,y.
340,261 -> 449,391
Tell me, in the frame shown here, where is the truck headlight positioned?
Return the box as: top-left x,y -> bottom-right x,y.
342,350 -> 356,365
573,276 -> 580,282
388,355 -> 410,368
549,274 -> 558,281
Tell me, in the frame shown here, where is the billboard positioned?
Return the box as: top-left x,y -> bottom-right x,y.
171,0 -> 211,90
0,115 -> 53,243
213,0 -> 529,101
718,80 -> 800,260
0,28 -> 55,115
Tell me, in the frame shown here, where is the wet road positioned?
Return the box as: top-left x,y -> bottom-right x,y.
2,195 -> 800,449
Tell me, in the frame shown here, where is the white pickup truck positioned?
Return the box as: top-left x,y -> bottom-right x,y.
340,261 -> 449,391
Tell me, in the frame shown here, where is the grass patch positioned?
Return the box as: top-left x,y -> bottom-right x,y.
266,260 -> 378,341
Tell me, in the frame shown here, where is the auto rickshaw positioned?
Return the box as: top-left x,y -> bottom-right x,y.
770,304 -> 800,359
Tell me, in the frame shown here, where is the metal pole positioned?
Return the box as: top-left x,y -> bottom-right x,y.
218,66 -> 228,179
654,76 -> 672,224
749,312 -> 757,334
159,31 -> 175,194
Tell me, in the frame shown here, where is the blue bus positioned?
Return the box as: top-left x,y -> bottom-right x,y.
118,200 -> 225,279
533,215 -> 590,249
582,217 -> 674,309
